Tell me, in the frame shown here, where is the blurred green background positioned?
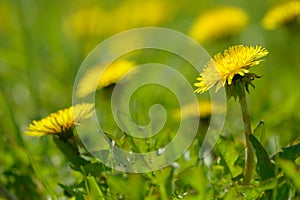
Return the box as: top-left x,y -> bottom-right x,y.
0,0 -> 299,199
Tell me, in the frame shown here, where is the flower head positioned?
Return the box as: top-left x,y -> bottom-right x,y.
24,103 -> 94,137
173,100 -> 224,120
189,6 -> 248,43
194,45 -> 269,94
76,60 -> 135,97
64,1 -> 172,39
262,1 -> 300,30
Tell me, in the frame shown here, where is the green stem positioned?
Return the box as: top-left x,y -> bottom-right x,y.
238,89 -> 254,185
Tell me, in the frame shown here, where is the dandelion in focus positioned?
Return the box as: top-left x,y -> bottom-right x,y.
24,103 -> 94,137
194,45 -> 269,185
262,1 -> 300,30
194,45 -> 269,94
189,6 -> 249,43
76,60 -> 135,97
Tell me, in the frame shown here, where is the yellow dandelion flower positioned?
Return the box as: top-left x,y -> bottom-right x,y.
76,60 -> 135,97
194,45 -> 269,94
24,103 -> 94,137
114,0 -> 172,29
173,100 -> 224,120
262,1 -> 300,30
190,6 -> 249,43
64,0 -> 172,39
63,7 -> 109,39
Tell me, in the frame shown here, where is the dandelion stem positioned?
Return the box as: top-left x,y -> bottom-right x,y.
238,89 -> 254,185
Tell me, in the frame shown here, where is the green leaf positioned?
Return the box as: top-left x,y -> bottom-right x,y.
53,137 -> 88,167
152,167 -> 174,199
223,187 -> 241,200
58,183 -> 85,200
276,158 -> 300,190
253,120 -> 265,142
215,136 -> 243,178
272,142 -> 300,161
85,176 -> 105,200
116,111 -> 151,138
275,180 -> 290,200
106,173 -> 146,199
177,165 -> 213,200
249,134 -> 275,180
81,162 -> 104,176
239,178 -> 277,199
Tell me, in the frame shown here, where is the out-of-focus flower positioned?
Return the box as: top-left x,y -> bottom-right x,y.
173,100 -> 224,120
63,7 -> 108,39
262,1 -> 300,30
76,60 -> 135,97
24,103 -> 94,137
194,45 -> 269,94
0,2 -> 13,34
189,6 -> 249,43
64,0 -> 173,39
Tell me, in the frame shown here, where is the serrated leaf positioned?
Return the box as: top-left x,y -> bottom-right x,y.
253,120 -> 265,142
215,136 -> 243,178
249,134 -> 275,180
85,176 -> 105,200
272,142 -> 300,161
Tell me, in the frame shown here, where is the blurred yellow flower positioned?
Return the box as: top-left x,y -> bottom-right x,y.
76,60 -> 135,97
64,0 -> 173,39
262,1 -> 300,30
194,45 -> 269,94
189,6 -> 249,43
0,2 -> 13,33
173,100 -> 224,120
24,103 -> 94,137
64,7 -> 108,39
113,0 -> 172,30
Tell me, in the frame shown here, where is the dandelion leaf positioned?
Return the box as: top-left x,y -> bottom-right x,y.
249,134 -> 275,180
215,136 -> 243,178
272,142 -> 300,161
253,120 -> 265,142
86,176 -> 105,200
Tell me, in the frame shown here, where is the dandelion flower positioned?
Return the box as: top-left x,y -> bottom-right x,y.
24,103 -> 94,137
190,6 -> 249,43
173,100 -> 224,120
63,7 -> 113,39
194,45 -> 269,94
64,1 -> 172,39
76,60 -> 135,97
262,1 -> 300,30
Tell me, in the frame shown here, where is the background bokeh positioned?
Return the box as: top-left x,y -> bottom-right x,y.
0,0 -> 299,198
